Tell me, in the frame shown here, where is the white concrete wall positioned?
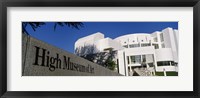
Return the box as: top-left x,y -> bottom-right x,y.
117,50 -> 126,75
173,30 -> 179,62
123,46 -> 156,67
156,66 -> 178,72
137,34 -> 151,43
75,32 -> 123,54
155,48 -> 174,61
124,46 -> 155,56
127,36 -> 139,45
74,32 -> 104,52
163,28 -> 176,49
162,29 -> 171,48
95,37 -> 123,52
151,31 -> 162,48
162,28 -> 178,62
114,33 -> 151,46
174,30 -> 179,51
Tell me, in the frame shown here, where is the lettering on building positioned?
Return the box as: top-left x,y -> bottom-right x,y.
33,46 -> 95,73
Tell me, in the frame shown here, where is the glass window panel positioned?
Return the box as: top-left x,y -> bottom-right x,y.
157,61 -> 172,66
141,43 -> 151,47
129,44 -> 140,48
142,55 -> 146,62
130,55 -> 141,64
123,45 -> 128,48
152,44 -> 159,49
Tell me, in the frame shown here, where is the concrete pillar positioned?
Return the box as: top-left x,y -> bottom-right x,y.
139,42 -> 141,47
130,66 -> 132,72
129,56 -> 131,64
146,63 -> 149,69
164,68 -> 167,76
140,55 -> 143,67
129,66 -> 133,76
145,70 -> 147,76
153,53 -> 158,72
123,51 -> 129,76
153,70 -> 155,76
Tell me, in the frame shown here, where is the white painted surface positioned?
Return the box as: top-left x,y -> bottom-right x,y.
155,48 -> 174,61
156,66 -> 178,72
124,46 -> 155,56
75,33 -> 123,54
117,50 -> 126,75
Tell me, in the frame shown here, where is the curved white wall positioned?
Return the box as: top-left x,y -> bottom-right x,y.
75,33 -> 123,54
155,48 -> 174,61
74,32 -> 104,48
96,38 -> 123,52
114,33 -> 152,46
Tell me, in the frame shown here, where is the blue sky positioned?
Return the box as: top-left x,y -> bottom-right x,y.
24,22 -> 178,53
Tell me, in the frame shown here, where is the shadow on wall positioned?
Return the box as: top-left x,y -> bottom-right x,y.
75,45 -> 117,70
75,45 -> 98,57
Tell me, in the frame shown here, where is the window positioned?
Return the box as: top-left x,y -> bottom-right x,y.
142,55 -> 146,62
152,44 -> 159,49
160,33 -> 164,42
171,61 -> 175,66
148,63 -> 154,67
141,43 -> 150,47
170,61 -> 177,66
129,44 -> 140,48
130,55 -> 141,64
123,45 -> 128,48
157,61 -> 171,66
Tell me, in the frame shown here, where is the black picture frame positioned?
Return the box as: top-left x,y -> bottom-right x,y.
0,0 -> 199,98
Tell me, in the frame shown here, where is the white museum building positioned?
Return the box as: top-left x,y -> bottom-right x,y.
74,27 -> 179,76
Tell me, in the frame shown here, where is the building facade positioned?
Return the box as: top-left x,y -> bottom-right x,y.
74,27 -> 178,76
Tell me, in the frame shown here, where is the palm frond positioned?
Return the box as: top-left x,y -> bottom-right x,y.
22,22 -> 83,34
64,22 -> 83,30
